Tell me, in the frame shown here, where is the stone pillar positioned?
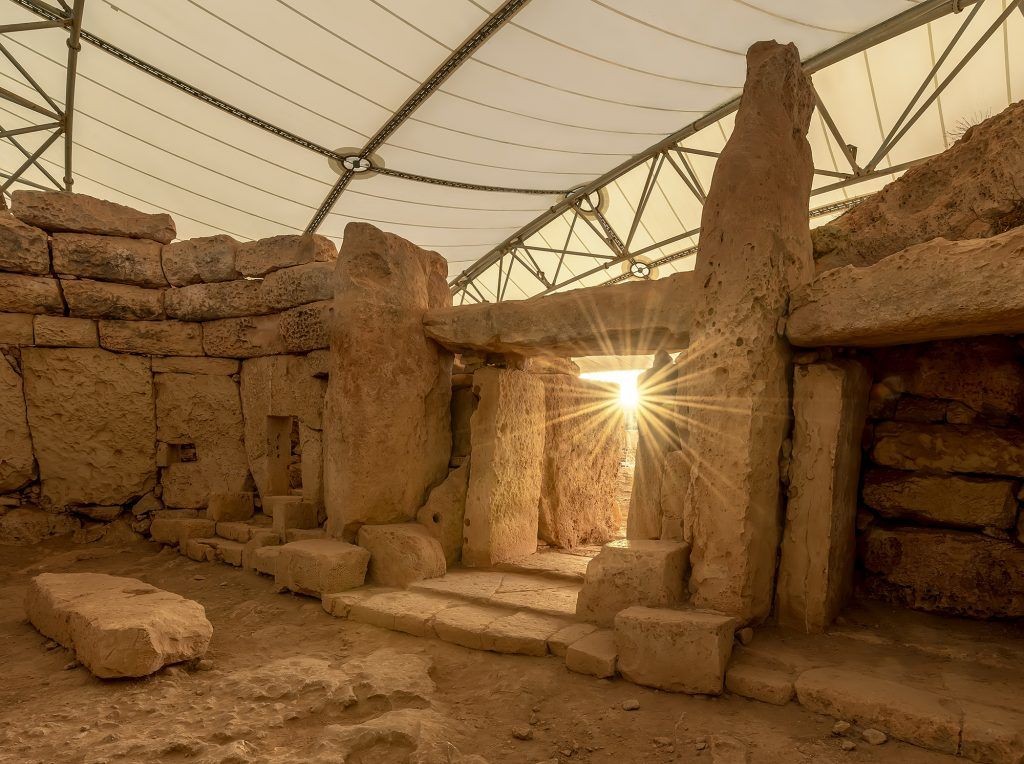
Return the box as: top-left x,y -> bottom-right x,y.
682,42 -> 816,623
627,350 -> 680,539
323,223 -> 452,538
775,361 -> 870,632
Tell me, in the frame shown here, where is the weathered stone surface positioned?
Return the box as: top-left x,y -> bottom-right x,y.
538,374 -> 623,548
451,385 -> 475,459
860,526 -> 1024,618
151,356 -> 238,375
776,361 -> 870,633
346,590 -> 448,637
425,272 -> 694,357
0,273 -> 63,314
62,278 -> 164,320
659,449 -> 690,543
251,544 -> 281,577
0,507 -> 79,545
51,233 -> 167,287
260,261 -> 333,311
790,229 -> 1024,348
357,523 -> 446,587
614,606 -> 736,694
267,495 -> 318,533
99,319 -> 203,356
813,101 -> 1024,272
548,622 -> 598,657
161,234 -> 240,286
11,190 -> 176,243
0,312 -> 33,344
416,460 -> 469,566
155,373 -> 249,509
863,470 -> 1017,530
23,348 -> 155,507
629,352 -> 681,540
235,234 -> 336,277
962,702 -> 1024,764
207,492 -> 254,522
683,43 -> 815,624
275,539 -> 369,596
25,572 -> 211,678
565,629 -> 617,678
872,421 -> 1024,477
0,212 -> 48,274
279,300 -> 331,353
725,661 -> 794,705
0,356 -> 34,492
33,315 -> 97,347
200,301 -> 330,358
462,368 -> 544,567
481,610 -> 568,656
324,223 -> 451,537
149,516 -> 210,546
165,279 -> 265,321
433,604 -> 508,650
795,667 -> 961,753
576,539 -> 688,627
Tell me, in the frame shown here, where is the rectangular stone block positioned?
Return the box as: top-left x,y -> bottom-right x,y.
98,319 -> 203,356
862,469 -> 1017,529
33,315 -> 98,347
11,190 -> 175,243
201,301 -> 330,358
242,530 -> 281,571
216,521 -> 257,542
251,545 -> 281,576
872,421 -> 1024,477
348,590 -> 454,638
0,312 -> 35,345
259,261 -> 333,311
0,354 -> 34,492
0,272 -> 63,314
51,233 -> 167,287
62,278 -> 164,320
725,661 -> 794,705
274,539 -> 369,596
266,495 -> 318,533
0,213 -> 49,274
161,234 -> 239,287
357,523 -> 446,587
149,517 -> 215,546
206,492 -> 254,522
235,234 -> 335,277
151,356 -> 239,375
576,539 -> 688,627
614,607 -> 736,694
565,629 -> 617,678
164,279 -> 266,321
547,622 -> 598,657
776,361 -> 870,633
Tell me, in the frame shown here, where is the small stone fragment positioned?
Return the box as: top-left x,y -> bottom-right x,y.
737,627 -> 754,645
862,728 -> 887,746
512,726 -> 533,741
840,740 -> 856,752
832,720 -> 851,736
622,698 -> 640,711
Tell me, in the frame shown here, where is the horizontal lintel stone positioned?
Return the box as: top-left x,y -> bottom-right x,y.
11,190 -> 175,244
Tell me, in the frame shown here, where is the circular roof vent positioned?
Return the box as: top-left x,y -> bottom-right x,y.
329,148 -> 384,180
621,255 -> 658,281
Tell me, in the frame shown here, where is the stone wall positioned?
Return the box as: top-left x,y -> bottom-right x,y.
0,191 -> 334,544
857,337 -> 1024,618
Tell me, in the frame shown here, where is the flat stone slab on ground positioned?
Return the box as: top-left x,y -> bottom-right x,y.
725,660 -> 795,705
497,550 -> 591,581
25,572 -> 212,678
348,590 -> 456,638
481,610 -> 571,656
565,629 -> 617,678
275,539 -> 369,597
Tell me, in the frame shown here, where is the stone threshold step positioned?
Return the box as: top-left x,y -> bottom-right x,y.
406,569 -> 582,619
494,549 -> 592,583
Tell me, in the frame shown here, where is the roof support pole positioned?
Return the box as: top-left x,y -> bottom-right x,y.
62,0 -> 84,190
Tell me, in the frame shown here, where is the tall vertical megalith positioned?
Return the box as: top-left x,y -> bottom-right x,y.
682,42 -> 815,623
324,223 -> 453,537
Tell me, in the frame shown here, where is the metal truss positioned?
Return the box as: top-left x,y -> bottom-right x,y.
451,0 -> 1014,304
0,0 -> 84,202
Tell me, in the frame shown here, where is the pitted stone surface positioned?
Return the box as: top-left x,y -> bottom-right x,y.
0,356 -> 34,492
33,315 -> 97,347
62,278 -> 165,321
51,233 -> 167,287
358,523 -> 447,587
0,212 -> 49,274
0,273 -> 63,315
99,320 -> 203,356
12,190 -> 176,243
416,460 -> 469,566
275,539 -> 370,597
161,234 -> 240,286
235,234 -> 336,277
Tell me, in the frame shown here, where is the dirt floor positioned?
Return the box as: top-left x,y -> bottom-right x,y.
0,536 -> 963,764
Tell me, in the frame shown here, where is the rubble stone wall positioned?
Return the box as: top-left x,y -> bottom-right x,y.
0,191 -> 335,544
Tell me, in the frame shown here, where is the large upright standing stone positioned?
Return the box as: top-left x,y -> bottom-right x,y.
323,223 -> 452,537
682,42 -> 816,623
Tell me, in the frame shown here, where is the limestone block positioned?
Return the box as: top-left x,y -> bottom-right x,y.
285,527 -> 324,542
683,43 -> 815,624
99,320 -> 203,356
164,279 -> 266,321
659,450 -> 690,543
151,356 -> 238,375
215,520 -> 258,542
416,461 -> 469,566
451,386 -> 475,458
12,191 -> 175,243
0,213 -> 48,274
348,590 -> 454,638
33,315 -> 97,347
481,611 -> 569,656
862,469 -> 1016,529
242,530 -> 280,571
324,223 -> 451,536
872,421 -> 1024,477
0,312 -> 33,344
51,233 -> 166,287
149,517 -> 216,546
357,523 -> 446,587
260,261 -> 333,311
538,375 -> 623,548
860,526 -> 1024,618
614,606 -> 737,694
628,352 -> 680,540
725,661 -> 794,705
201,301 -> 331,358
235,234 -> 336,277
547,622 -> 598,657
207,492 -> 254,522
576,539 -> 688,627
432,604 -> 509,650
794,667 -> 961,753
304,348 -> 329,377
0,355 -> 35,492
279,300 -> 331,353
25,572 -> 211,678
251,544 -> 281,576
0,272 -> 63,314
462,368 -> 544,566
776,361 -> 870,633
962,702 -> 1024,764
184,537 -> 216,562
155,373 -> 249,509
22,348 -> 155,507
565,629 -> 617,678
812,100 -> 1024,272
161,234 -> 240,286
266,495 -> 318,533
274,539 -> 369,596
424,272 -> 695,357
62,278 -> 164,320
0,507 -> 79,545
299,425 -> 325,522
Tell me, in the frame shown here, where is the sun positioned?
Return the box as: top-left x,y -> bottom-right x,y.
581,369 -> 643,410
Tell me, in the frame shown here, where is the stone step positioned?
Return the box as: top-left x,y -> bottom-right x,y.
214,517 -> 273,543
495,549 -> 592,583
183,537 -> 245,566
407,568 -> 582,619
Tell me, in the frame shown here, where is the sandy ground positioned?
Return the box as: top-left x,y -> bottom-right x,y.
0,536 -> 958,764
